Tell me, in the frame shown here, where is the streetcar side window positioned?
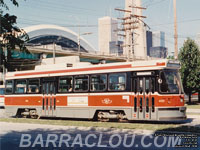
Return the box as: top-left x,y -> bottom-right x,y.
133,78 -> 138,93
151,78 -> 155,93
145,78 -> 150,93
15,80 -> 27,94
139,78 -> 143,94
74,75 -> 89,92
6,80 -> 13,94
90,74 -> 107,92
27,79 -> 40,93
0,88 -> 4,95
58,77 -> 73,93
108,73 -> 126,91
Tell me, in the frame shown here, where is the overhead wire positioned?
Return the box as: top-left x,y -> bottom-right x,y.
17,14 -> 199,40
19,1 -> 103,17
13,0 -> 197,51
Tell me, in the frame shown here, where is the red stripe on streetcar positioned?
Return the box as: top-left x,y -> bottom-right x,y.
193,93 -> 198,96
156,62 -> 166,66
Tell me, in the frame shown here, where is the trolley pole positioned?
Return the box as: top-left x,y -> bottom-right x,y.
173,0 -> 178,60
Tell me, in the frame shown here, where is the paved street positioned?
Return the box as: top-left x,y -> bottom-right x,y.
0,108 -> 200,150
0,121 -> 199,150
185,115 -> 200,127
0,109 -> 5,118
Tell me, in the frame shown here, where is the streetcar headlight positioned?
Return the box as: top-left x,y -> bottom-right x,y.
180,98 -> 184,103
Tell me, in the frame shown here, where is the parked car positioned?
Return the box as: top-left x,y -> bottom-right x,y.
0,85 -> 5,109
184,93 -> 198,102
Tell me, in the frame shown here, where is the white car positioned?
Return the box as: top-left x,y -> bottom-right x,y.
184,93 -> 198,102
0,85 -> 5,109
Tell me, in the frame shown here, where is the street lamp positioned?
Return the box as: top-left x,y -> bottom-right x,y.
68,15 -> 92,53
53,36 -> 62,64
78,32 -> 93,53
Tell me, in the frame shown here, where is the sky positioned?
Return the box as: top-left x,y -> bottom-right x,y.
6,0 -> 200,55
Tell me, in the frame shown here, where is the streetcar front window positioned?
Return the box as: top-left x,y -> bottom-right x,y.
159,70 -> 182,94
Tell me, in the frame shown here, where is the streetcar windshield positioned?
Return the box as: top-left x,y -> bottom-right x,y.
159,70 -> 182,94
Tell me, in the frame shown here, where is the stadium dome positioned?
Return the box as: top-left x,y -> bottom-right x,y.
23,24 -> 96,52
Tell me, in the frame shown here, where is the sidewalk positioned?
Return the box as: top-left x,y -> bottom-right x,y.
184,108 -> 200,128
186,108 -> 200,121
0,108 -> 5,118
187,108 -> 200,114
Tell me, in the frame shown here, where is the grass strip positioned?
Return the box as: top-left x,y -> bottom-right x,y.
186,105 -> 200,109
0,118 -> 199,134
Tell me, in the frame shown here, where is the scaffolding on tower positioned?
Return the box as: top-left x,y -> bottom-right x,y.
115,0 -> 148,61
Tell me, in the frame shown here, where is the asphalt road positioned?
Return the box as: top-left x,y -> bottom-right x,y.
0,121 -> 200,150
0,108 -> 200,150
0,109 -> 5,118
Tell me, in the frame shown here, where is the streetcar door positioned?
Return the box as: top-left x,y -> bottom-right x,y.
134,76 -> 152,120
133,73 -> 156,120
138,77 -> 145,119
144,77 -> 151,120
132,77 -> 145,120
132,77 -> 139,119
42,80 -> 56,116
150,77 -> 156,120
144,76 -> 156,120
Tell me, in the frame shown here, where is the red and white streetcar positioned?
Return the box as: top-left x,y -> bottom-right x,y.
4,59 -> 186,121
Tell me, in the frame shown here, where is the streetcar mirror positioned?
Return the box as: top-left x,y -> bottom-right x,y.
158,79 -> 162,84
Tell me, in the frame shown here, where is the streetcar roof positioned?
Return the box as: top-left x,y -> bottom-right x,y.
5,59 -> 180,80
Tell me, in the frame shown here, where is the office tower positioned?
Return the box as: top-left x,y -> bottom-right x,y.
98,16 -> 118,55
152,31 -> 165,47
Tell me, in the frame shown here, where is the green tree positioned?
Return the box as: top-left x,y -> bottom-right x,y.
179,38 -> 200,104
0,0 -> 29,71
196,50 -> 200,103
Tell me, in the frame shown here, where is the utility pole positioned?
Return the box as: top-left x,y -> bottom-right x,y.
78,35 -> 80,53
115,0 -> 147,61
133,0 -> 147,60
173,0 -> 178,59
78,25 -> 81,53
